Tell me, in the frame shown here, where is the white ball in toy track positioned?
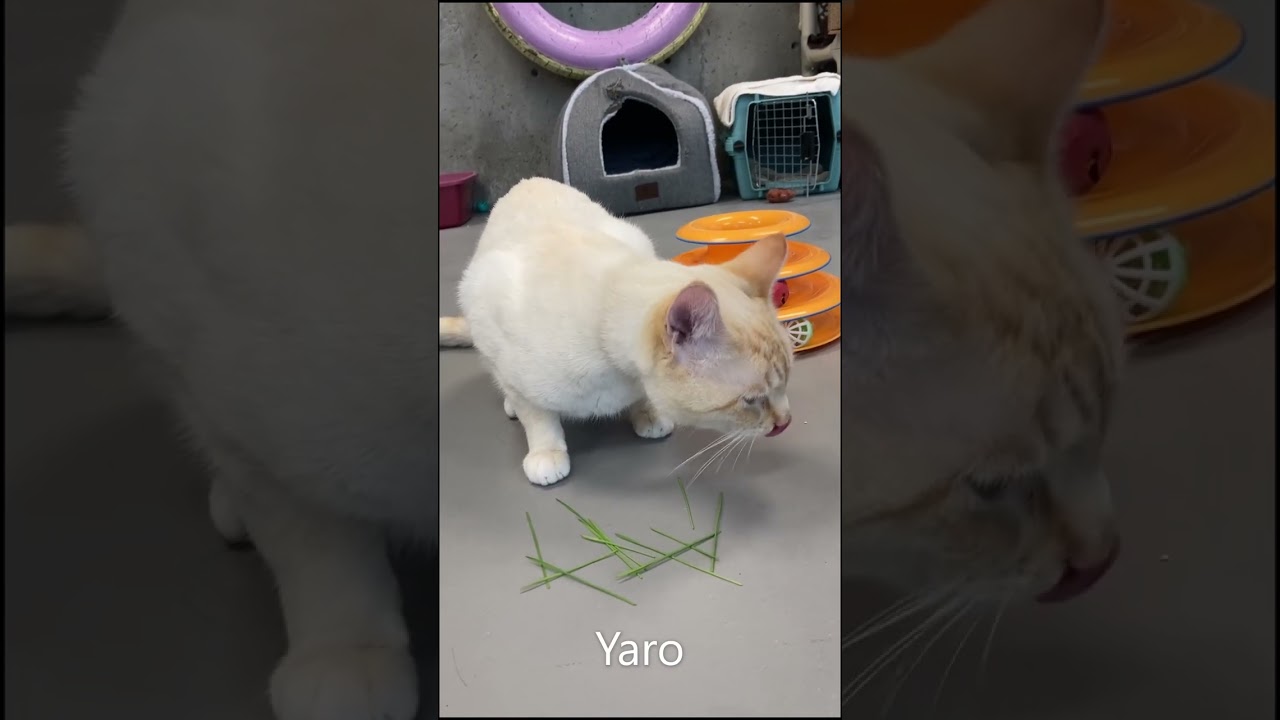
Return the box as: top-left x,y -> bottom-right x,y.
785,318 -> 815,348
1095,229 -> 1188,323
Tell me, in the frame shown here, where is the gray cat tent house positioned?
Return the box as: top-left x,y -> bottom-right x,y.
553,63 -> 720,216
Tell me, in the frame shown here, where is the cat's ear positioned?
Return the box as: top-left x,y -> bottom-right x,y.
721,232 -> 788,298
664,281 -> 724,358
897,0 -> 1107,163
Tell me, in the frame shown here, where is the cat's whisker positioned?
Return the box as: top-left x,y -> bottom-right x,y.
688,433 -> 742,486
844,592 -> 926,650
843,584 -> 957,649
978,593 -> 1011,685
932,608 -> 984,710
669,432 -> 734,476
842,597 -> 962,707
878,601 -> 973,717
730,432 -> 753,471
715,433 -> 748,474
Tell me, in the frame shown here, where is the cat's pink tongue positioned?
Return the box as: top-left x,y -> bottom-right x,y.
1036,541 -> 1120,603
766,420 -> 790,437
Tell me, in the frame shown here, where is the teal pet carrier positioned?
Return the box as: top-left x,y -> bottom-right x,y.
723,91 -> 841,201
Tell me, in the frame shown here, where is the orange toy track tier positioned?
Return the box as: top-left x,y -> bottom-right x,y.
845,0 -> 1243,106
1075,79 -> 1274,239
1128,189 -> 1275,336
792,306 -> 841,353
775,271 -> 841,323
675,209 -> 811,244
672,240 -> 831,280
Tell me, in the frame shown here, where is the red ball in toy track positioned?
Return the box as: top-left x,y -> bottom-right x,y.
1058,108 -> 1113,197
771,279 -> 789,308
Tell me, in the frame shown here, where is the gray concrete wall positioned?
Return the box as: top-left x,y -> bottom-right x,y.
4,0 -> 1274,224
439,3 -> 805,205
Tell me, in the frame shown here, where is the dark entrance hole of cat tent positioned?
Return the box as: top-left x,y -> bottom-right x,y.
601,99 -> 679,176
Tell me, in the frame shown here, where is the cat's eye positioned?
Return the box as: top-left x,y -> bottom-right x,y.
966,477 -> 1008,501
741,395 -> 765,406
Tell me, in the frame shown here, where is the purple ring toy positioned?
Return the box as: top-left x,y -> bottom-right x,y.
486,3 -> 709,80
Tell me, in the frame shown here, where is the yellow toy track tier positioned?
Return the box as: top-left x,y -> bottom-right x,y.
1075,79 -> 1275,239
1128,189 -> 1275,336
794,306 -> 841,353
846,0 -> 1243,105
775,271 -> 841,323
675,209 -> 811,243
672,240 -> 831,280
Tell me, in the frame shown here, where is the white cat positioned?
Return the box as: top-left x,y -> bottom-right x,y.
440,177 -> 795,485
838,0 -> 1126,677
21,2 -> 436,719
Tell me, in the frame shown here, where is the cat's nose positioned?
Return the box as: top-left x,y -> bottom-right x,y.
766,417 -> 791,437
1036,538 -> 1120,603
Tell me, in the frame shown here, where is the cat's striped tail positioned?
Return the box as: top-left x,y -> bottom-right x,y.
439,316 -> 472,347
4,222 -> 112,319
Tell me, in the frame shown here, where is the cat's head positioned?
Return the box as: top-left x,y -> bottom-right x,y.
841,0 -> 1126,605
643,233 -> 795,437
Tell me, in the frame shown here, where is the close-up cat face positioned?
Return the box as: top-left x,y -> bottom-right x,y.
841,0 -> 1126,604
644,233 -> 796,437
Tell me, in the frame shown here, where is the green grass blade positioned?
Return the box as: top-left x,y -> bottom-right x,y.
526,512 -> 550,590
555,498 -> 595,527
580,535 -> 658,558
621,533 -> 742,587
582,518 -> 643,570
525,556 -> 637,606
677,477 -> 695,530
521,551 -> 615,592
650,528 -> 715,560
615,531 -> 718,579
558,499 -> 642,570
711,492 -> 724,573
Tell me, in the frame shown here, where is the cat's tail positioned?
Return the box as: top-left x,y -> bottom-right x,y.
4,222 -> 112,319
439,316 -> 472,347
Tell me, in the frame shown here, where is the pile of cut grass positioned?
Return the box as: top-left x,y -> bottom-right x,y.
521,480 -> 736,606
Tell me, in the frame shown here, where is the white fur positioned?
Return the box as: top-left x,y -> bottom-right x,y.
57,2 -> 437,718
839,0 -> 1124,600
455,177 -> 781,485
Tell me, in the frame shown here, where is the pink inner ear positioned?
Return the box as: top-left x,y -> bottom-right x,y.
666,282 -> 722,348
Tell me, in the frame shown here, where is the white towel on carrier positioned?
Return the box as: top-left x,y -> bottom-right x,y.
712,72 -> 841,127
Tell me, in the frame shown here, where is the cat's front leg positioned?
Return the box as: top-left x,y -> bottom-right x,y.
629,398 -> 675,439
235,483 -> 417,720
506,391 -> 571,485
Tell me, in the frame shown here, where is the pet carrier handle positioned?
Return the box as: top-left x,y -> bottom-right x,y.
486,3 -> 709,80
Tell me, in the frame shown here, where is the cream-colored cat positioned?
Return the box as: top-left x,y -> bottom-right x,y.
839,0 -> 1125,669
440,177 -> 794,485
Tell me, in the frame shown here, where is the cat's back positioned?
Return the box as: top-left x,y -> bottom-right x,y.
459,178 -> 655,322
475,177 -> 656,259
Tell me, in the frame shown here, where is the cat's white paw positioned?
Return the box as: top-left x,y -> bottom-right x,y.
631,410 -> 675,439
502,397 -> 517,419
270,645 -> 417,720
523,449 -> 571,485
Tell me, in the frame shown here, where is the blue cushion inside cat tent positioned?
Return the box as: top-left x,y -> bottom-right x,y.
553,63 -> 721,217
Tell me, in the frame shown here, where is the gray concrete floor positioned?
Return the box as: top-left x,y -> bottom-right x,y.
437,196 -> 842,717
4,195 -> 843,720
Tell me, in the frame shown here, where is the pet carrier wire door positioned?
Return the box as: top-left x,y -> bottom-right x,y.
751,96 -> 821,194
724,90 -> 841,200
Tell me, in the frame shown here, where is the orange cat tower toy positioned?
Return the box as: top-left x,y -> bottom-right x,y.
673,209 -> 840,352
847,0 -> 1274,336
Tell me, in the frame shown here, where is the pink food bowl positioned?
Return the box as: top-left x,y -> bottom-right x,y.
440,171 -> 477,229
